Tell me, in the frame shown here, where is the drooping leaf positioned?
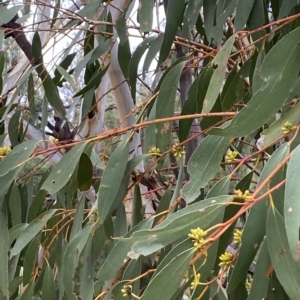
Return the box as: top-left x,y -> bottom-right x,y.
41,265 -> 55,300
63,225 -> 94,300
123,196 -> 230,256
41,142 -> 86,194
182,135 -> 230,203
10,209 -> 56,258
235,0 -> 255,31
0,204 -> 8,299
267,206 -> 300,299
77,153 -> 93,191
284,144 -> 300,261
247,239 -> 270,300
158,0 -> 186,65
228,144 -> 290,292
0,140 -> 39,202
138,0 -> 153,32
0,6 -> 22,24
210,26 -> 300,137
201,34 -> 235,113
97,141 -> 129,223
128,36 -> 155,101
141,249 -> 194,300
155,61 -> 186,153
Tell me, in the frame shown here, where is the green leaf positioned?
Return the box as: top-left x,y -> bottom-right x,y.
203,0 -> 216,42
158,0 -> 185,65
132,185 -> 143,227
41,265 -> 55,300
10,209 -> 56,258
19,280 -> 34,300
8,110 -> 21,148
267,206 -> 300,300
0,204 -> 8,299
98,141 -> 129,223
247,239 -> 270,300
9,224 -> 28,245
41,142 -> 86,194
235,0 -> 255,31
263,98 -> 300,147
182,0 -> 203,38
70,196 -> 85,240
125,196 -> 230,256
79,236 -> 94,300
284,143 -> 300,261
155,61 -> 186,153
56,66 -> 75,88
0,51 -> 4,93
210,26 -> 300,137
143,34 -> 164,77
139,0 -> 153,32
97,218 -> 153,283
9,184 -> 21,226
210,0 -> 238,46
128,36 -> 155,101
141,249 -> 194,300
182,135 -> 230,203
53,53 -> 76,86
23,234 -> 40,285
63,225 -> 94,300
228,144 -> 290,292
0,6 -> 22,24
202,34 -> 235,113
77,153 -> 93,191
278,0 -> 297,19
0,140 -> 39,202
73,64 -> 109,97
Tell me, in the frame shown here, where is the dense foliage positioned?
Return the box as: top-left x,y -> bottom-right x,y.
1,0 -> 300,299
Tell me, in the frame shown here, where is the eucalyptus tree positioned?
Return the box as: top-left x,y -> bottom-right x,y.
1,0 -> 300,299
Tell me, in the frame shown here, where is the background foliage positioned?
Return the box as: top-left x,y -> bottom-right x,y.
1,0 -> 300,299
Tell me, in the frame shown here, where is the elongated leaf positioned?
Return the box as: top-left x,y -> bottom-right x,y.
141,249 -> 194,300
9,184 -> 21,226
128,36 -> 155,101
10,209 -> 56,258
23,234 -> 40,285
97,218 -> 153,283
247,239 -> 270,300
63,225 -> 94,300
41,265 -> 55,300
182,135 -> 230,203
98,141 -> 129,223
73,64 -> 109,97
79,236 -> 94,300
210,26 -> 300,137
228,144 -> 290,292
265,104 -> 300,150
41,142 -> 86,194
267,207 -> 300,300
158,0 -> 185,65
77,153 -> 93,191
202,34 -> 235,113
284,144 -> 300,260
143,34 -> 164,77
235,0 -> 255,31
139,0 -> 153,32
124,196 -> 230,256
155,61 -> 186,153
0,140 -> 39,202
0,204 -> 8,299
210,0 -> 238,45
0,6 -> 22,24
